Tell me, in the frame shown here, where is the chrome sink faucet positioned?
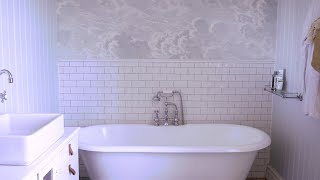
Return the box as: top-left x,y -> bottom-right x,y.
0,69 -> 13,83
0,69 -> 13,103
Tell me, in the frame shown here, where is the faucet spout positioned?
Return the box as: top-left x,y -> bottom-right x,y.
164,102 -> 179,126
164,102 -> 178,110
0,69 -> 13,83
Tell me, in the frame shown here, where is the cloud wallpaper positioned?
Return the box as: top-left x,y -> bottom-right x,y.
57,0 -> 277,60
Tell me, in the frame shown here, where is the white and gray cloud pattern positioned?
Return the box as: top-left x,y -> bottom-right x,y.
57,0 -> 277,60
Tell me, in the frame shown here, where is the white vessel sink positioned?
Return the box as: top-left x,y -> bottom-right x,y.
0,114 -> 64,165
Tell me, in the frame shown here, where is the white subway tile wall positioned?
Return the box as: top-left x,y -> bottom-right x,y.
58,60 -> 273,178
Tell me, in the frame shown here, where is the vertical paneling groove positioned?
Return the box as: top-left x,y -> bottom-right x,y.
25,0 -> 31,113
0,1 -> 5,109
0,0 -> 58,113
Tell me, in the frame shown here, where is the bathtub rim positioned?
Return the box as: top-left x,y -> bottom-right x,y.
78,124 -> 271,153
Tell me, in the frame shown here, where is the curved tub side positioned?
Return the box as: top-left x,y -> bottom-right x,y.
80,150 -> 257,180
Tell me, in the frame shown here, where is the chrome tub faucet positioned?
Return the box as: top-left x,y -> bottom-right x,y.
152,90 -> 184,126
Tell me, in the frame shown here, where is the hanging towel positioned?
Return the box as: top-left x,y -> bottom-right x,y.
311,31 -> 320,72
303,44 -> 320,118
302,0 -> 320,119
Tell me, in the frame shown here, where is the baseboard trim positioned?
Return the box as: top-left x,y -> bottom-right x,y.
266,165 -> 284,180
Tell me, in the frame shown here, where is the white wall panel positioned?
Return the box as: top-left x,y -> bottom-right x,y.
271,0 -> 320,180
0,0 -> 58,113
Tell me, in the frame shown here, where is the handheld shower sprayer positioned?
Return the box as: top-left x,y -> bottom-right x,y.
152,90 -> 174,102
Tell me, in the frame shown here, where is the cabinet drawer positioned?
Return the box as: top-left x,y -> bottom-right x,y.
55,135 -> 79,180
60,135 -> 79,165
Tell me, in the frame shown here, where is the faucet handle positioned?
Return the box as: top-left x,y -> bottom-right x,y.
153,110 -> 160,126
164,121 -> 169,126
153,110 -> 159,117
174,120 -> 179,126
0,91 -> 7,103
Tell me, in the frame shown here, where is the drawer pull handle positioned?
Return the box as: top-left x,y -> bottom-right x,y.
69,165 -> 76,175
69,144 -> 73,156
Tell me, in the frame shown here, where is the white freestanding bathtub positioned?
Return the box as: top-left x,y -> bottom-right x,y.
79,124 -> 271,180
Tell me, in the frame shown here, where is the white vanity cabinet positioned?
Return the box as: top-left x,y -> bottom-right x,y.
38,128 -> 79,180
0,128 -> 80,180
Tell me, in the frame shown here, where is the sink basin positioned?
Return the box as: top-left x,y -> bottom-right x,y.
0,114 -> 64,165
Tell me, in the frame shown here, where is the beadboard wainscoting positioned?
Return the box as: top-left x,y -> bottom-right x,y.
58,59 -> 273,178
270,0 -> 320,180
0,0 -> 59,113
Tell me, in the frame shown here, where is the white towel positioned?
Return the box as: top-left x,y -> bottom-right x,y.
302,0 -> 320,119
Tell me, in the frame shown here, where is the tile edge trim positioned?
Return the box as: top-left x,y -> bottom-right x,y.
57,59 -> 275,63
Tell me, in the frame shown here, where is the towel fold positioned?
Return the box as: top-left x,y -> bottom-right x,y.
305,18 -> 320,44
